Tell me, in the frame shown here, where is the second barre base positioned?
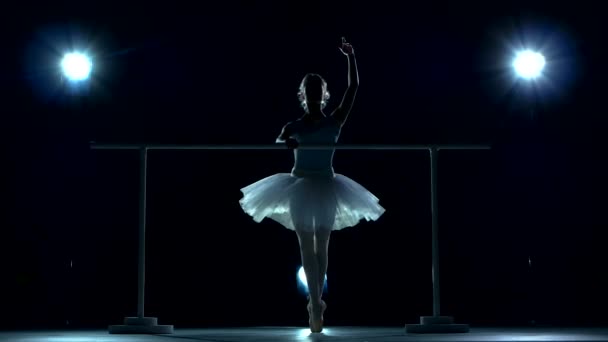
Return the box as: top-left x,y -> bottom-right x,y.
405,316 -> 470,334
108,317 -> 174,334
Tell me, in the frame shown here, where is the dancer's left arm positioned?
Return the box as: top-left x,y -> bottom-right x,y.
332,37 -> 359,127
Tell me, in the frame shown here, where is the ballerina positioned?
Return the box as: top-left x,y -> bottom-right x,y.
239,37 -> 385,333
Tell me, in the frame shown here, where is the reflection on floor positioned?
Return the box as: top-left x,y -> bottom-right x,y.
1,327 -> 607,342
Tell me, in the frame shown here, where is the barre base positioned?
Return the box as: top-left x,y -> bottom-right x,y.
109,317 -> 174,334
405,316 -> 470,334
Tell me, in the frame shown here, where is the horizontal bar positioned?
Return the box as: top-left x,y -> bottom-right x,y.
90,143 -> 491,151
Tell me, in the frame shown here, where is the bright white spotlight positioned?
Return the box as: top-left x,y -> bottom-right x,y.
61,52 -> 92,81
297,266 -> 327,291
513,50 -> 545,79
298,266 -> 308,286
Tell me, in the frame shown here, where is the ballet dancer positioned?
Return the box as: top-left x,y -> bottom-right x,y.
239,37 -> 385,333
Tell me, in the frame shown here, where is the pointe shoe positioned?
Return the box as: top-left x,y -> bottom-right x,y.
306,297 -> 327,319
307,300 -> 326,333
310,317 -> 323,333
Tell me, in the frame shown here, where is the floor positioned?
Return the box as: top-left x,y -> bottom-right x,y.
1,327 -> 608,342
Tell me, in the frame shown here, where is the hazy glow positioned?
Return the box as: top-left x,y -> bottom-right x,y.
296,327 -> 335,339
61,52 -> 92,81
298,266 -> 308,286
513,50 -> 545,79
297,266 -> 327,289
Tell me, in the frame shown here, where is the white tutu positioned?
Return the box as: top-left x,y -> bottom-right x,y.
239,171 -> 385,231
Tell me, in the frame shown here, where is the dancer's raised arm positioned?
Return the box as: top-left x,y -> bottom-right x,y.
331,37 -> 359,126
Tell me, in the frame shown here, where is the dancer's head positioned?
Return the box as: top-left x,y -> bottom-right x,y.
298,73 -> 330,112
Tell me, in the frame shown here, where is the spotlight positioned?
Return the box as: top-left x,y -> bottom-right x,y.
297,266 -> 327,295
512,50 -> 545,80
61,52 -> 92,81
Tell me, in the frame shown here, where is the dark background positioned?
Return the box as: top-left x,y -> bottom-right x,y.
1,0 -> 606,330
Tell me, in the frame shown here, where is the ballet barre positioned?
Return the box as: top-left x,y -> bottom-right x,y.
90,142 -> 491,334
91,143 -> 490,150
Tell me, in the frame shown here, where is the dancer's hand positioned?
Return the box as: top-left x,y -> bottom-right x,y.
339,37 -> 354,55
286,138 -> 299,149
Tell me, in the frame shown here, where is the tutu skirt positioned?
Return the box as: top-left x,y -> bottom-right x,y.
239,170 -> 385,231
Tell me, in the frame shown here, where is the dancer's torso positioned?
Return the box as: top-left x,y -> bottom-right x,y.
291,115 -> 342,177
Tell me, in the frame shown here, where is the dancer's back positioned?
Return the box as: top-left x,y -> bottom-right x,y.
291,116 -> 342,176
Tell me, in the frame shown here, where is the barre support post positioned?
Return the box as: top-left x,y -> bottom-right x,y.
405,147 -> 470,333
108,147 -> 174,334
